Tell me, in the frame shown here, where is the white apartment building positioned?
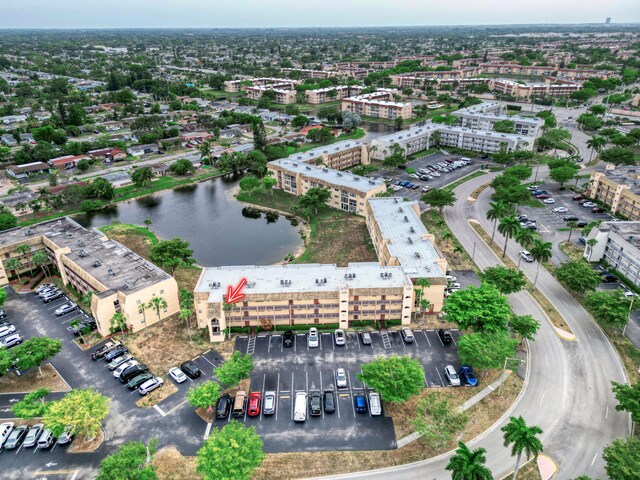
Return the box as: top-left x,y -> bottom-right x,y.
455,103 -> 544,137
585,221 -> 640,287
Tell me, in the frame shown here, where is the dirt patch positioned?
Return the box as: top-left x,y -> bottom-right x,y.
410,313 -> 458,330
173,266 -> 204,293
68,429 -> 104,453
74,332 -> 105,351
422,210 -> 475,270
0,364 -> 70,394
136,381 -> 179,408
470,182 -> 492,200
559,240 -> 584,261
124,315 -> 211,375
154,446 -> 199,480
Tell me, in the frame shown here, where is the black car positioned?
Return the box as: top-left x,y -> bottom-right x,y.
126,373 -> 154,390
120,364 -> 149,383
323,390 -> 336,414
91,341 -> 121,361
215,394 -> 233,419
577,221 -> 588,228
309,391 -> 322,416
438,329 -> 453,345
180,361 -> 201,379
602,273 -> 618,283
283,330 -> 294,347
104,345 -> 128,363
563,216 -> 579,222
68,319 -> 97,336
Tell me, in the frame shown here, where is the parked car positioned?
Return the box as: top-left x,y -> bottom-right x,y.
0,334 -> 22,349
126,373 -> 154,390
0,422 -> 14,448
542,198 -> 555,204
22,423 -> 44,448
520,250 -> 534,263
444,365 -> 461,386
602,273 -> 618,283
438,329 -> 453,345
401,328 -> 415,343
35,283 -> 55,294
334,329 -> 346,346
323,390 -> 336,414
0,310 -> 6,319
38,287 -> 59,298
104,345 -> 128,363
42,291 -> 64,303
308,327 -> 319,348
336,368 -> 347,388
3,425 -> 28,449
57,427 -> 74,445
309,391 -> 322,416
283,330 -> 294,347
459,366 -> 478,387
263,391 -> 276,415
215,394 -> 233,419
563,216 -> 579,222
113,360 -> 139,379
446,274 -> 457,283
91,340 -> 122,360
180,361 -> 201,379
369,392 -> 382,416
553,207 -> 568,213
120,364 -> 149,383
534,194 -> 550,199
107,353 -> 133,371
138,377 -> 164,395
36,428 -> 54,449
55,302 -> 78,316
578,237 -> 588,246
247,392 -> 262,417
577,221 -> 588,228
360,331 -> 372,345
582,202 -> 596,208
68,319 -> 97,335
168,367 -> 187,384
0,324 -> 16,338
572,195 -> 584,201
592,207 -> 605,213
448,282 -> 461,291
354,393 -> 367,413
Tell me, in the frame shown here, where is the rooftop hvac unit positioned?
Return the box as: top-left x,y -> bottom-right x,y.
415,252 -> 421,258
398,207 -> 403,213
337,173 -> 343,177
78,249 -> 87,257
380,273 -> 384,278
404,216 -> 409,222
410,227 -> 415,233
306,166 -> 311,170
354,177 -> 359,181
108,269 -> 116,276
92,260 -> 101,267
65,232 -> 72,238
24,229 -> 34,236
124,280 -> 132,289
394,198 -> 398,203
77,239 -> 85,247
322,168 -> 329,173
324,150 -> 328,154
369,180 -> 375,184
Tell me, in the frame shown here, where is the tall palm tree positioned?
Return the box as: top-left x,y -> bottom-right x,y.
498,216 -> 521,258
110,312 -> 127,339
586,238 -> 598,261
179,308 -> 193,343
501,416 -> 544,480
147,296 -> 168,322
445,441 -> 493,480
529,239 -> 553,288
415,278 -> 431,319
5,258 -> 22,284
514,227 -> 536,270
198,140 -> 212,166
566,221 -> 578,242
586,135 -> 607,162
16,244 -> 33,277
487,201 -> 509,245
31,251 -> 51,279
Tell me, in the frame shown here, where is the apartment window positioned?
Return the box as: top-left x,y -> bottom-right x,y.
381,295 -> 386,301
314,299 -> 319,305
289,300 -> 294,305
353,295 -> 359,301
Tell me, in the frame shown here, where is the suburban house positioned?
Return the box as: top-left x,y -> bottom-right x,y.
1,134 -> 16,147
127,144 -> 159,157
6,162 -> 50,179
48,154 -> 90,170
88,148 -> 127,162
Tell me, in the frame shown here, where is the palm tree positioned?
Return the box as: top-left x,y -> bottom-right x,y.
566,221 -> 578,242
514,228 -> 536,270
498,216 -> 521,258
31,251 -> 51,279
110,312 -> 127,339
198,140 -> 212,166
179,308 -> 193,343
586,238 -> 598,261
16,244 -> 33,277
501,416 -> 544,480
586,135 -> 607,162
415,278 -> 431,319
147,296 -> 168,322
445,441 -> 493,480
529,239 -> 553,289
5,258 -> 22,284
487,201 -> 509,245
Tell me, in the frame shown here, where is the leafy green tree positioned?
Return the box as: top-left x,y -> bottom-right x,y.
246,150 -> 268,176
4,258 -> 22,283
501,416 -> 544,480
169,159 -> 196,176
291,115 -> 310,128
503,165 -> 532,181
412,393 -> 468,450
110,312 -> 128,338
603,437 -> 640,480
492,184 -> 530,210
486,201 -> 509,244
251,122 -> 267,152
239,176 -> 261,192
493,120 -> 516,133
357,355 -> 424,403
131,166 -> 154,187
187,381 -> 221,412
457,332 -> 518,371
480,266 -> 526,295
262,176 -> 277,195
13,337 -> 62,375
197,421 -> 264,480
421,188 -> 456,212
293,187 -> 330,219
96,439 -> 158,480
611,381 -> 640,422
585,290 -> 633,330
77,159 -> 90,172
214,351 -> 254,387
586,135 -> 607,162
0,349 -> 11,375
549,165 -> 578,189
88,177 -> 115,201
144,218 -> 153,229
498,216 -> 521,258
44,387 -> 110,439
509,315 -> 540,341
600,146 -> 635,166
307,126 -> 333,143
0,209 -> 17,232
150,238 -> 195,274
382,143 -> 406,168
514,227 -> 536,269
0,288 -> 7,309
81,199 -> 103,214
32,250 -> 51,278
443,283 -> 511,332
341,111 -> 361,133
445,442 -> 493,480
11,388 -> 52,419
555,260 -> 601,294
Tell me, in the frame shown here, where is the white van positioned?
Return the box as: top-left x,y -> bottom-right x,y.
294,392 -> 307,422
37,429 -> 54,449
0,422 -> 14,448
369,392 -> 382,416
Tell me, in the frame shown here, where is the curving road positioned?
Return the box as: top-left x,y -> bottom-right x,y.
318,172 -> 629,480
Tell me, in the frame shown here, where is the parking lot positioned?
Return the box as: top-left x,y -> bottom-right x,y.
230,328 -> 465,452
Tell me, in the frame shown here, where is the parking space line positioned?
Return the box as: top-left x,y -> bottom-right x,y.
154,404 -> 167,417
435,367 -> 445,386
436,332 -> 444,347
49,364 -> 73,391
70,469 -> 80,480
200,355 -> 216,367
290,372 -> 294,420
260,374 -> 266,421
164,399 -> 188,416
422,330 -> 431,347
319,371 -> 324,419
413,333 -> 419,348
275,372 -> 280,421
319,333 -> 323,350
347,370 -> 355,417
203,422 -> 212,440
451,335 -> 457,346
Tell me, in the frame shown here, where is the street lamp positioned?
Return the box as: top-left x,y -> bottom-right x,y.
471,241 -> 477,263
498,356 -> 526,396
623,296 -> 635,336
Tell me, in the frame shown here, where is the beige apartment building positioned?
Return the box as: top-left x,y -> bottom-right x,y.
479,63 -> 555,77
586,168 -> 640,221
223,77 -> 300,93
281,68 -> 339,79
283,140 -> 370,170
305,85 -> 364,104
489,79 -> 582,98
0,218 -> 179,336
245,84 -> 297,104
341,90 -> 412,120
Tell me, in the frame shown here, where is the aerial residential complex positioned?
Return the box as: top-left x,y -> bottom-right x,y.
455,102 -> 544,137
586,167 -> 640,221
195,197 -> 447,342
489,78 -> 582,98
0,218 -> 180,336
305,85 -> 364,104
585,221 -> 640,287
341,89 -> 412,119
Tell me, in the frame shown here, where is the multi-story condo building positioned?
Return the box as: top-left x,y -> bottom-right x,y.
268,157 -> 386,216
489,79 -> 582,98
479,63 -> 555,77
585,221 -> 640,287
0,218 -> 179,337
223,77 -> 301,93
455,102 -> 544,137
305,85 -> 364,104
281,140 -> 370,170
194,198 -> 447,342
281,68 -> 339,79
586,167 -> 640,221
245,84 -> 297,104
389,68 -> 481,87
341,90 -> 412,120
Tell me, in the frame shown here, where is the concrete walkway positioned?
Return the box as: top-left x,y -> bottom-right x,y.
396,370 -> 513,448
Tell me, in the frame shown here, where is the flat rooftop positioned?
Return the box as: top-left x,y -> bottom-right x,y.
599,221 -> 640,250
368,198 -> 446,279
0,217 -> 171,295
374,123 -> 529,144
286,140 -> 364,164
595,167 -> 640,195
269,158 -> 385,193
196,262 -> 411,302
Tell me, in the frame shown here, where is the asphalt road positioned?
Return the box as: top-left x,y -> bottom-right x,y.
318,172 -> 629,480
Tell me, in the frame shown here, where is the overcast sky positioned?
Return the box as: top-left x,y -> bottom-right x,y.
1,0 -> 638,28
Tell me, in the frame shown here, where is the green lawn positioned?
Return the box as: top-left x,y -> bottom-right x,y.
286,128 -> 366,155
443,170 -> 488,192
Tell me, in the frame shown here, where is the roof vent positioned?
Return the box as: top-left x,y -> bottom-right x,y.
404,216 -> 409,222
108,269 -> 116,276
77,239 -> 85,247
92,260 -> 101,267
354,177 -> 359,181
65,232 -> 72,238
124,280 -> 132,289
78,249 -> 87,257
322,168 -> 328,173
398,207 -> 403,213
306,166 -> 311,170
415,252 -> 421,258
24,229 -> 34,236
337,173 -> 342,177
408,237 -> 413,244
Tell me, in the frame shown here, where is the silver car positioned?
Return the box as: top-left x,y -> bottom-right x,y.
336,368 -> 347,388
263,391 -> 276,415
444,365 -> 461,387
22,423 -> 44,448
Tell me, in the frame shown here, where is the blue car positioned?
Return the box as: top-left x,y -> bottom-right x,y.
459,366 -> 478,387
400,181 -> 410,187
406,182 -> 415,188
354,393 -> 367,413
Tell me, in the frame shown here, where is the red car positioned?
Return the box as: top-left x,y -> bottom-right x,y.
534,194 -> 550,199
572,195 -> 584,201
247,392 -> 261,417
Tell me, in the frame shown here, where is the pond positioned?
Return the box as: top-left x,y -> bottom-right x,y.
74,175 -> 304,267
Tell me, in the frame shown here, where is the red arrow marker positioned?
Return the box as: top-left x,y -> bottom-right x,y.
226,278 -> 247,304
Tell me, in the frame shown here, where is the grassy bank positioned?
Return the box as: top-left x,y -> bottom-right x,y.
421,210 -> 475,270
236,188 -> 376,265
443,170 -> 488,192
